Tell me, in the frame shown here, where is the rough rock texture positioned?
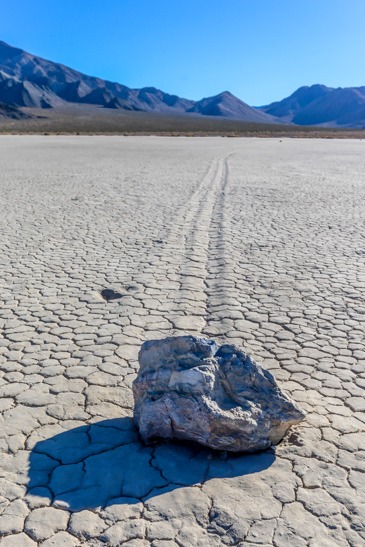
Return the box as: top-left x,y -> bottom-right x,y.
133,336 -> 305,451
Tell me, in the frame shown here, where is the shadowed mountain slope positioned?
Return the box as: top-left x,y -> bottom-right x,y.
0,101 -> 31,119
261,84 -> 365,127
0,40 -> 194,113
3,40 -> 364,127
0,40 -> 283,123
188,91 -> 283,123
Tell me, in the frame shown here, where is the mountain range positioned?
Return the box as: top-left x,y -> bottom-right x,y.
260,84 -> 365,128
1,40 -> 365,128
0,40 -> 279,125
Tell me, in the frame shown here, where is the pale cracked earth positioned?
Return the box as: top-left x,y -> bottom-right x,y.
0,136 -> 365,547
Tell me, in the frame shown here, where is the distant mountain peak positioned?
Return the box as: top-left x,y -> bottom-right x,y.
216,90 -> 235,97
0,39 -> 285,123
261,84 -> 365,128
0,39 -> 197,113
188,91 -> 284,124
1,40 -> 365,127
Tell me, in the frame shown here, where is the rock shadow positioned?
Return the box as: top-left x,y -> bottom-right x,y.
100,288 -> 123,301
27,418 -> 275,511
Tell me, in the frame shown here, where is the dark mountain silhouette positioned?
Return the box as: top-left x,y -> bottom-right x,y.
0,40 -> 281,124
0,40 -> 198,114
3,40 -> 365,127
0,40 -> 195,113
260,84 -> 365,127
188,91 -> 284,123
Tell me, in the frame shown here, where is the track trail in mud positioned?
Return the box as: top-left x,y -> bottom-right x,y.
1,137 -> 365,546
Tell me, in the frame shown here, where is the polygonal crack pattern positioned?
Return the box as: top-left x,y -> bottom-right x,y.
0,136 -> 364,546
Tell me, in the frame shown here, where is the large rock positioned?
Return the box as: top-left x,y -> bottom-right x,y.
133,336 -> 305,452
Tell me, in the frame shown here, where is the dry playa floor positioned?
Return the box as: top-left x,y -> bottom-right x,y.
0,136 -> 365,547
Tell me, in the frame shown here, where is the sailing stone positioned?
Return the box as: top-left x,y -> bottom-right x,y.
133,336 -> 305,452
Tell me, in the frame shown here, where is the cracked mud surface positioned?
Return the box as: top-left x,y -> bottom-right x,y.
1,136 -> 365,546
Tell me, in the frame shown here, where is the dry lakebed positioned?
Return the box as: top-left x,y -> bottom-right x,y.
0,136 -> 365,546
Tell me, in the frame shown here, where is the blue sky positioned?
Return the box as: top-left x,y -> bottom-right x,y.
1,0 -> 364,105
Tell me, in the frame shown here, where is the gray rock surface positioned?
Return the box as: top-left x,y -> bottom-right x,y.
133,336 -> 305,451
